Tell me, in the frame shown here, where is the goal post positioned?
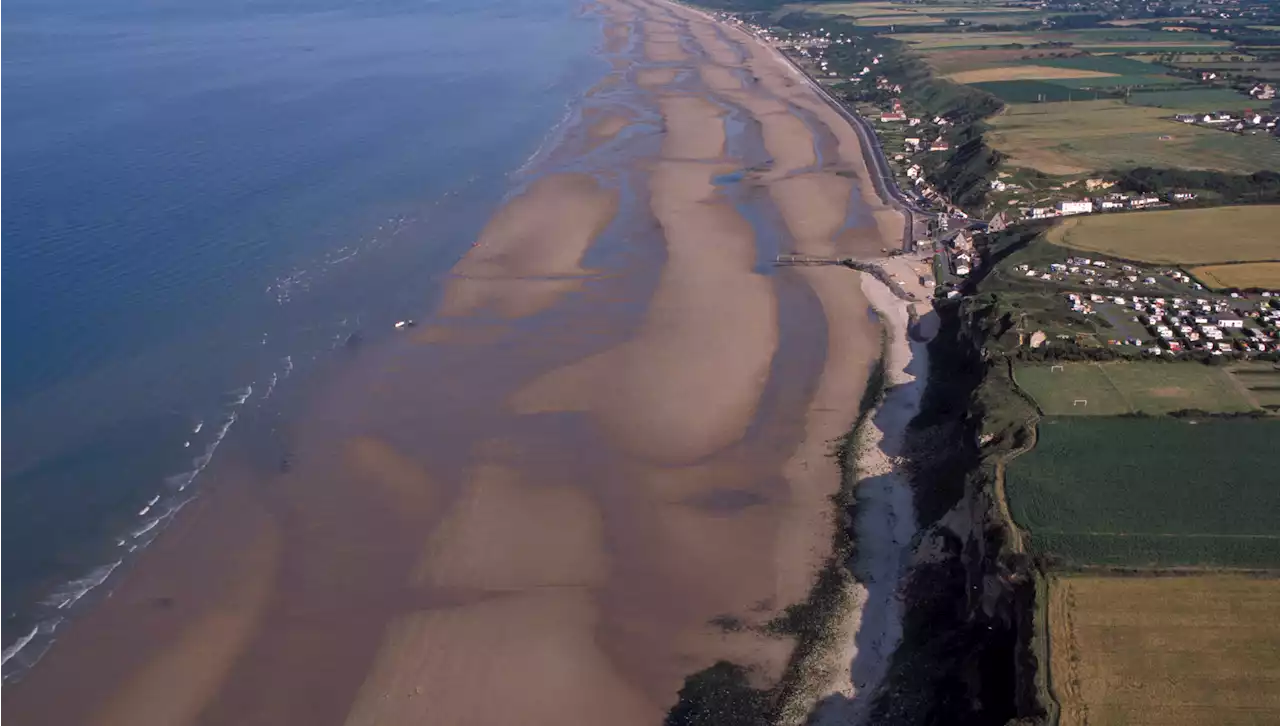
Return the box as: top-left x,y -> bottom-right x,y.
1073,399 -> 1088,407
1051,364 -> 1065,372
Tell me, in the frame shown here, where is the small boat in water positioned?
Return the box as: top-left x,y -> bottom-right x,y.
394,320 -> 415,329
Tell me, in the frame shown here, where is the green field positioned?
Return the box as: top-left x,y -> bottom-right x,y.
1126,87 -> 1268,110
1015,362 -> 1258,416
1006,417 -> 1280,567
1045,206 -> 1280,264
1051,74 -> 1189,88
1229,362 -> 1280,410
987,99 -> 1280,174
1026,54 -> 1167,74
970,79 -> 1085,102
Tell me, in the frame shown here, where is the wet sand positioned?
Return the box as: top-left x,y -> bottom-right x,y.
5,0 -> 905,724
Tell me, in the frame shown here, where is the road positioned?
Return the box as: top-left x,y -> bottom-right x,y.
771,50 -> 934,251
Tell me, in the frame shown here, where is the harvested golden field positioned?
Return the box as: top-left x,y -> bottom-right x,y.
1191,262 -> 1280,290
1045,206 -> 1280,264
1049,575 -> 1280,726
945,65 -> 1117,83
986,99 -> 1280,174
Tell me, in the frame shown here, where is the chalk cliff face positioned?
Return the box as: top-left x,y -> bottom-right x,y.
870,292 -> 1049,726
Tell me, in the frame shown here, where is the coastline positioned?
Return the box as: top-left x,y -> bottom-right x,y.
6,0 -> 927,723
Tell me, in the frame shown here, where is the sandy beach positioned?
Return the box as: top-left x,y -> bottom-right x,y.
5,0 -> 916,724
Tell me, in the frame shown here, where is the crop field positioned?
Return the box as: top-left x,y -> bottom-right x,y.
786,2 -> 918,18
1190,262 -> 1280,290
945,65 -> 1117,83
1050,73 -> 1188,88
855,14 -> 947,26
1015,361 -> 1258,416
1072,42 -> 1231,52
970,79 -> 1091,102
1028,54 -> 1186,74
1045,206 -> 1280,264
889,32 -> 1056,49
1126,87 -> 1266,110
1006,416 -> 1280,567
921,48 -> 1090,74
1104,16 -> 1207,26
1049,574 -> 1280,726
986,100 -> 1280,174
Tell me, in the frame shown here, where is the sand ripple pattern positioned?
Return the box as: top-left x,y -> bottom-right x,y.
4,1 -> 912,725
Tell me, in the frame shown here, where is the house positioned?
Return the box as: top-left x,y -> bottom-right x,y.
1057,200 -> 1094,215
1216,316 -> 1245,329
880,112 -> 907,122
1167,191 -> 1196,202
1250,83 -> 1277,100
929,140 -> 950,152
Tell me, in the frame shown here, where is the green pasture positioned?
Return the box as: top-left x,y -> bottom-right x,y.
1024,54 -> 1161,74
1052,74 -> 1189,88
970,79 -> 1087,102
1229,363 -> 1280,410
1126,88 -> 1267,110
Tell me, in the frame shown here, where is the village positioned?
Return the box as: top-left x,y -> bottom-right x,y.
1012,252 -> 1280,355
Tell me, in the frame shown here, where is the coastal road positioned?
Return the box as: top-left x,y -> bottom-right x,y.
769,49 -> 934,251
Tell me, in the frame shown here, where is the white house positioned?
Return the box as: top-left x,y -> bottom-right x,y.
1216,316 -> 1245,329
1057,200 -> 1094,215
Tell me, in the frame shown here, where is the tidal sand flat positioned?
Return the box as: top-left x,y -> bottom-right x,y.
6,0 -> 907,723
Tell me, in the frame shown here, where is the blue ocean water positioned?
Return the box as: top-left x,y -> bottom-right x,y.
2,0 -> 606,674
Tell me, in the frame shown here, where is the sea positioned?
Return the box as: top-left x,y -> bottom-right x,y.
2,0 -> 607,678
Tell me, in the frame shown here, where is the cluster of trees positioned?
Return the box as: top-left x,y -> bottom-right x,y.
1113,167 -> 1280,204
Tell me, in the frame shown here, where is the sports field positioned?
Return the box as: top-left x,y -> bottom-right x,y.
1015,361 -> 1258,416
1044,206 -> 1280,264
986,100 -> 1280,174
1189,262 -> 1280,290
1006,416 -> 1280,567
1049,574 -> 1280,726
1228,362 -> 1280,410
